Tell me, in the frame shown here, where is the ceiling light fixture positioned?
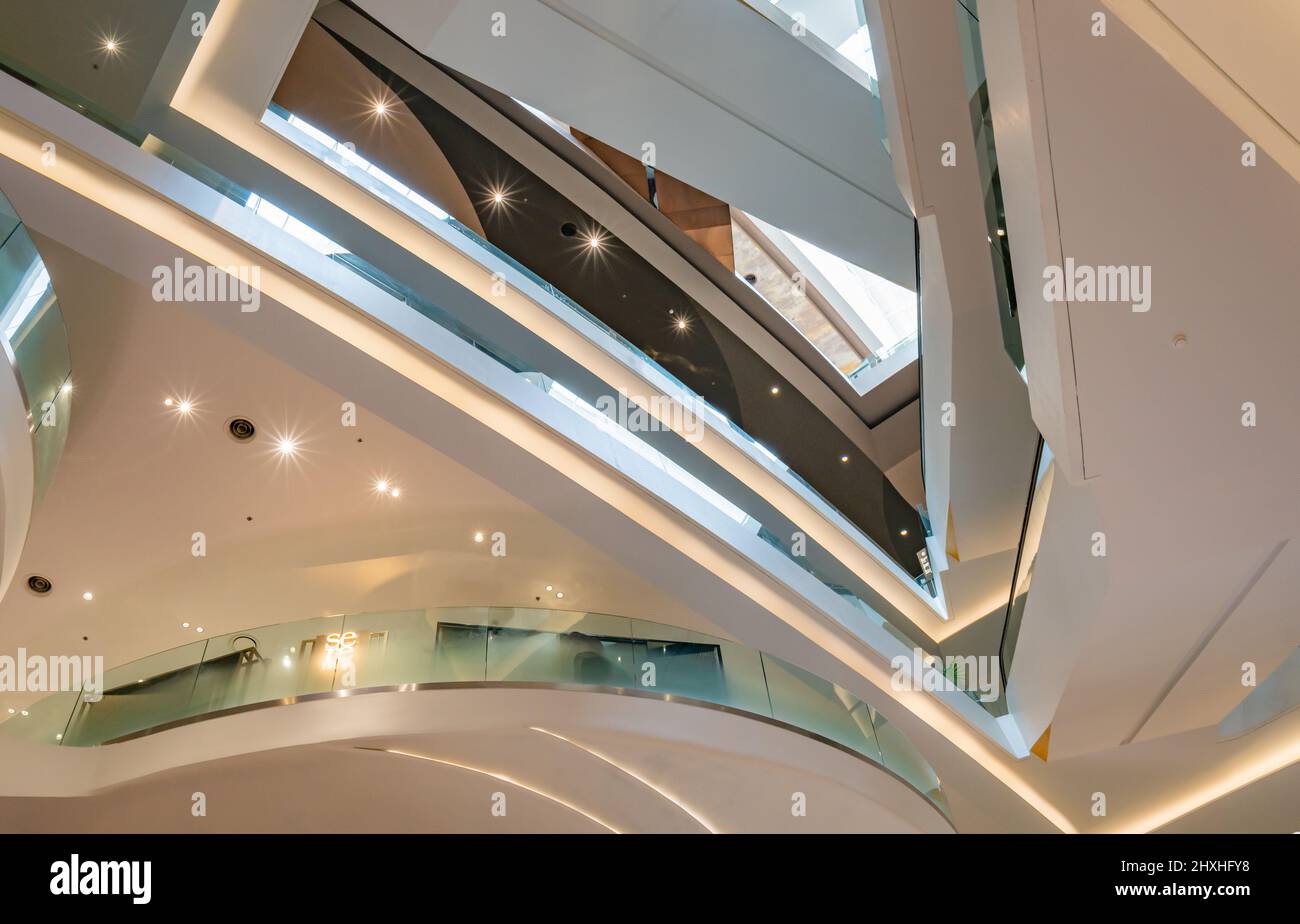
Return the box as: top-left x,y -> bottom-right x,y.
389,487 -> 401,498
195,626 -> 204,634
274,436 -> 298,457
770,385 -> 780,396
60,382 -> 72,395
374,478 -> 390,495
82,591 -> 93,601
473,531 -> 485,543
900,529 -> 909,537
840,454 -> 850,463
181,622 -> 189,629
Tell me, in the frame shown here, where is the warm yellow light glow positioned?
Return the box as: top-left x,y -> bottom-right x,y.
82,591 -> 93,601
389,487 -> 400,498
369,747 -> 620,832
473,531 -> 484,543
375,478 -> 389,494
275,437 -> 297,456
531,726 -> 718,833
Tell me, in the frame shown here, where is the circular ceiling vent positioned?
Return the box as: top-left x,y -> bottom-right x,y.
26,574 -> 52,595
559,221 -> 578,238
227,417 -> 256,442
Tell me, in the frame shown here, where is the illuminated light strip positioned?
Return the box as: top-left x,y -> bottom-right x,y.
1123,734 -> 1300,833
530,726 -> 719,833
363,746 -> 621,833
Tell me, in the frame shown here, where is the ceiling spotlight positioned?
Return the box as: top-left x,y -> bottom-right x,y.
195,626 -> 204,633
545,585 -> 553,592
6,708 -> 12,715
556,592 -> 564,599
372,98 -> 392,117
899,529 -> 909,537
60,381 -> 72,395
164,398 -> 173,407
20,710 -> 28,717
674,317 -> 689,333
389,487 -> 401,498
275,437 -> 298,457
473,531 -> 485,543
181,622 -> 190,629
82,591 -> 93,602
840,454 -> 850,463
770,385 -> 780,396
177,399 -> 193,415
584,231 -> 605,250
375,478 -> 390,495
996,228 -> 1006,237
100,36 -> 121,55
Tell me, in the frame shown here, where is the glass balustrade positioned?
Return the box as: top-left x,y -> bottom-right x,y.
0,189 -> 71,505
0,606 -> 948,817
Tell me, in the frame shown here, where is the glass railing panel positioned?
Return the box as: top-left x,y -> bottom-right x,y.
484,609 -> 637,687
761,654 -> 883,764
1,690 -> 78,745
630,619 -> 771,715
336,609 -> 449,687
62,640 -> 208,746
1000,438 -> 1053,683
869,704 -> 949,815
0,206 -> 72,506
188,617 -> 343,716
953,0 -> 1021,372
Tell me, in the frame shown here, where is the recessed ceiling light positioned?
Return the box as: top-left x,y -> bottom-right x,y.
675,318 -> 688,331
473,531 -> 484,543
840,454 -> 850,463
545,585 -> 553,592
556,592 -> 564,599
275,437 -> 298,456
899,529 -> 909,537
177,399 -> 193,415
996,228 -> 1006,237
181,622 -> 189,629
375,478 -> 390,494
100,36 -> 121,55
770,385 -> 780,395
584,231 -> 605,250
6,708 -> 12,715
372,98 -> 391,116
195,626 -> 204,633
390,487 -> 401,498
82,591 -> 93,601
164,398 -> 173,407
